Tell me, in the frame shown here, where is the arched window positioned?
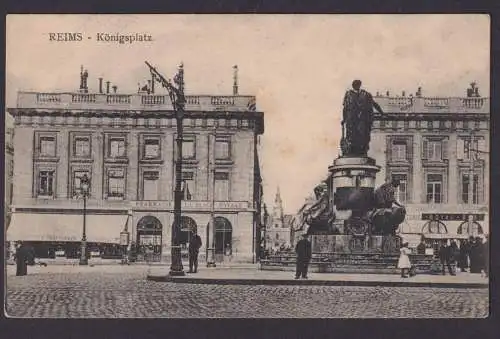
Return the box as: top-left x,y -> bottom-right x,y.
136,215 -> 163,256
421,220 -> 448,234
176,216 -> 198,246
457,221 -> 483,236
211,216 -> 233,255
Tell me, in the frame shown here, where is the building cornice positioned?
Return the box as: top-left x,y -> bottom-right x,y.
8,108 -> 265,134
374,112 -> 489,121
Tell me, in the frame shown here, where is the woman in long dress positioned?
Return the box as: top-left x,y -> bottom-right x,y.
398,242 -> 412,278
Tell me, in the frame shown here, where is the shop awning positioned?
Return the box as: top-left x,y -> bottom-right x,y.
6,213 -> 129,243
422,233 -> 469,240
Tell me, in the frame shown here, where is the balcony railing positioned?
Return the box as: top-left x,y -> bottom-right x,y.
375,96 -> 489,114
16,91 -> 257,112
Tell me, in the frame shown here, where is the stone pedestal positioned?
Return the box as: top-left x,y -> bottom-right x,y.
312,234 -> 401,254
310,156 -> 400,258
328,156 -> 380,212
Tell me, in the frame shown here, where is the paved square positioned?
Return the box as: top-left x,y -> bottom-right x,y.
5,265 -> 489,318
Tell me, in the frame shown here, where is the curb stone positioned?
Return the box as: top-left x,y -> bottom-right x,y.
146,275 -> 489,289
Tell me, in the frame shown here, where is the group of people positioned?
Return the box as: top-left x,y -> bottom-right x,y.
398,236 -> 489,278
435,237 -> 488,276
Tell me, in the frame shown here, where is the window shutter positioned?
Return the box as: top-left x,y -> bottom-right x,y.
422,139 -> 428,159
457,138 -> 465,160
406,138 -> 413,161
442,139 -> 449,159
477,138 -> 486,160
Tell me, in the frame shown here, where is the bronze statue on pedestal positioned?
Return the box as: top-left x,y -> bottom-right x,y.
341,80 -> 384,157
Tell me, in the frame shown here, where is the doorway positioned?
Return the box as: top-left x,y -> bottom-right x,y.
214,216 -> 233,262
136,215 -> 163,261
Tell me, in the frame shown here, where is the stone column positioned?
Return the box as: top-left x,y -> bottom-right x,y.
56,130 -> 69,198
447,134 -> 458,204
91,131 -> 103,199
127,132 -> 139,201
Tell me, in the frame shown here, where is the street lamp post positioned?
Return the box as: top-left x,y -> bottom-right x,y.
79,174 -> 90,266
170,63 -> 186,276
120,212 -> 132,265
145,61 -> 186,276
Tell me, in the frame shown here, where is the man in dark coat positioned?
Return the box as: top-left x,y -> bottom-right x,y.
188,232 -> 202,273
15,242 -> 28,276
439,241 -> 455,276
469,237 -> 482,273
295,234 -> 312,279
458,239 -> 470,272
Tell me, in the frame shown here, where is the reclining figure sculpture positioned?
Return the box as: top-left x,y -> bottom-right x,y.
295,180 -> 405,237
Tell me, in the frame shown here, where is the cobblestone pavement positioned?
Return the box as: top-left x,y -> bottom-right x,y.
5,270 -> 488,318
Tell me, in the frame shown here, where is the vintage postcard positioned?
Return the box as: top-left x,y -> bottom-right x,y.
5,14 -> 489,318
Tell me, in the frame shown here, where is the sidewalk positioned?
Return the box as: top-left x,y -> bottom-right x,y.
5,258 -> 124,266
5,261 -> 258,276
5,263 -> 151,276
147,266 -> 489,289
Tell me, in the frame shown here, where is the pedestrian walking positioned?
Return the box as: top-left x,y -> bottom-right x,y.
295,234 -> 312,279
449,240 -> 459,273
15,242 -> 28,276
398,242 -> 412,278
188,232 -> 202,273
439,241 -> 455,275
469,237 -> 482,273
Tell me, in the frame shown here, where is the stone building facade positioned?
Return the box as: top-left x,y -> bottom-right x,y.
7,69 -> 264,263
369,84 -> 489,248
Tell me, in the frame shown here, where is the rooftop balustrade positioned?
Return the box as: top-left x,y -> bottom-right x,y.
15,91 -> 258,112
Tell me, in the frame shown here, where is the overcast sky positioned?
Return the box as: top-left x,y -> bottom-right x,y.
6,14 -> 490,213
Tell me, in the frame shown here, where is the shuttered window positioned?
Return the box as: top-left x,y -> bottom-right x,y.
422,138 -> 448,160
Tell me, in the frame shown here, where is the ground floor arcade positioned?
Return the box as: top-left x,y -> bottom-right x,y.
7,203 -> 257,263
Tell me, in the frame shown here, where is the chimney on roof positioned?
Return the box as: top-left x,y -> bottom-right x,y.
376,91 -> 380,96
106,81 -> 111,94
416,87 -> 422,97
233,65 -> 239,95
402,90 -> 406,97
386,91 -> 390,97
112,85 -> 117,94
82,69 -> 89,93
98,77 -> 103,94
79,65 -> 84,91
